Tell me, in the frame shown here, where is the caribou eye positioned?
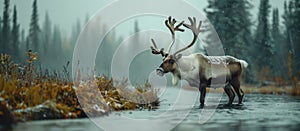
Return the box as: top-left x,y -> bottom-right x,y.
169,59 -> 175,64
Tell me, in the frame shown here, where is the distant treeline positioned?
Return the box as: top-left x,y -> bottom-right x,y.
204,0 -> 299,84
0,0 -> 120,73
0,0 -> 79,68
0,0 -> 299,84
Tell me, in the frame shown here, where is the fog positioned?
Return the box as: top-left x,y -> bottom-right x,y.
0,0 -> 297,85
0,0 -> 285,37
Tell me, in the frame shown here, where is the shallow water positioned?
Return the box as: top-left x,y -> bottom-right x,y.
173,93 -> 300,131
14,88 -> 300,131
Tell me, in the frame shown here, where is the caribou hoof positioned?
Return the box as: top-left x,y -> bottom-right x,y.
237,103 -> 244,106
224,103 -> 233,107
224,103 -> 232,106
199,104 -> 205,109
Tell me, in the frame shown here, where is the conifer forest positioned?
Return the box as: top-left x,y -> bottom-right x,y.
0,0 -> 300,131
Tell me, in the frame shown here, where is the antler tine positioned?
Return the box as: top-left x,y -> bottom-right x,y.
151,39 -> 158,48
174,17 -> 203,56
150,39 -> 160,54
198,20 -> 202,31
150,16 -> 187,57
165,16 -> 185,53
150,39 -> 168,57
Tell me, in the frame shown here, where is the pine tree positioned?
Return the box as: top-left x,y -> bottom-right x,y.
52,25 -> 62,60
133,20 -> 140,44
204,0 -> 254,82
254,0 -> 273,72
0,16 -> 2,49
204,0 -> 227,55
292,0 -> 300,74
11,5 -> 19,59
134,20 -> 140,33
21,29 -> 25,45
71,19 -> 81,48
272,8 -> 287,78
29,0 -> 40,52
19,29 -> 25,58
1,0 -> 10,54
205,0 -> 253,59
41,11 -> 52,55
25,36 -> 30,51
283,1 -> 293,53
272,8 -> 280,44
283,0 -> 300,77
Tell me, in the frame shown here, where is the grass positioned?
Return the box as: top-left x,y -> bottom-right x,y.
241,85 -> 300,95
0,52 -> 159,124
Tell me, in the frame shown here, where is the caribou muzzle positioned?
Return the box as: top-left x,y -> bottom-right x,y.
156,64 -> 167,76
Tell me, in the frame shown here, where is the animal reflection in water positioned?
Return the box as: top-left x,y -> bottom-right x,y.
150,16 -> 248,108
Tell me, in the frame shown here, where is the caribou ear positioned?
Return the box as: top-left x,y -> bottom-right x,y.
176,54 -> 182,60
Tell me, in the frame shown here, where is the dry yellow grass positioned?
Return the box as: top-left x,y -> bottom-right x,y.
242,85 -> 300,96
0,53 -> 159,122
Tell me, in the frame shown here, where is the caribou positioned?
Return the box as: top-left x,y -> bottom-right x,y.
150,16 -> 248,108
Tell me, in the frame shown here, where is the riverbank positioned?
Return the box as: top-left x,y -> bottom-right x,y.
11,91 -> 300,131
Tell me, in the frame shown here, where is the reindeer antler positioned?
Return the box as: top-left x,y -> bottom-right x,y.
150,39 -> 169,57
151,17 -> 204,57
174,17 -> 204,56
150,16 -> 184,57
165,16 -> 185,53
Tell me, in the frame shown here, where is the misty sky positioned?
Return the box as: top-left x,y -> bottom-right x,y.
0,0 -> 285,37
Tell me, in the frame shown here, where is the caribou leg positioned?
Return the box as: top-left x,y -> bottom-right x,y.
199,84 -> 206,108
230,78 -> 244,105
224,83 -> 235,105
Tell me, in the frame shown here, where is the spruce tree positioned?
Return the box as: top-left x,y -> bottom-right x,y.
293,0 -> 300,74
254,0 -> 273,72
133,20 -> 140,45
134,20 -> 140,33
283,1 -> 293,52
204,0 -> 253,59
52,25 -> 62,60
1,0 -> 10,54
283,0 -> 300,77
204,0 -> 254,82
20,29 -> 25,58
11,5 -> 19,59
272,9 -> 280,44
42,11 -> 52,55
0,16 -> 2,50
272,8 -> 287,78
29,0 -> 40,52
71,19 -> 81,50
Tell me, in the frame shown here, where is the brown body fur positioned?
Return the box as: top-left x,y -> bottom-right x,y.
195,54 -> 246,107
151,16 -> 248,108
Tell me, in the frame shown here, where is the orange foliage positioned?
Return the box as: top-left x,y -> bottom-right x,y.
287,53 -> 293,79
273,76 -> 287,87
257,66 -> 271,82
0,53 -> 159,122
